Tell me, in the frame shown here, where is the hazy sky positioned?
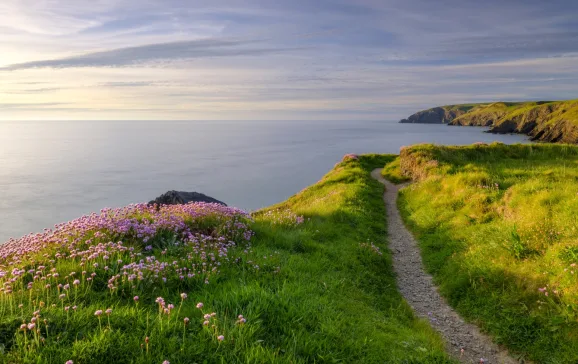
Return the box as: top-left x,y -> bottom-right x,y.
1,0 -> 577,121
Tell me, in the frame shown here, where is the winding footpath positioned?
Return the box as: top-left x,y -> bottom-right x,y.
371,169 -> 517,364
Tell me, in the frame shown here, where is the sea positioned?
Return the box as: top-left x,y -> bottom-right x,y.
0,120 -> 528,243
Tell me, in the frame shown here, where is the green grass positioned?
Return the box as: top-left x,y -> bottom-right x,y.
394,143 -> 578,363
440,104 -> 488,114
381,157 -> 411,184
0,154 -> 452,363
449,99 -> 578,130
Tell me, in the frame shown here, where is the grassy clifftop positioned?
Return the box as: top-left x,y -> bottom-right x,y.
0,155 -> 451,363
394,143 -> 578,362
399,104 -> 485,124
400,99 -> 578,143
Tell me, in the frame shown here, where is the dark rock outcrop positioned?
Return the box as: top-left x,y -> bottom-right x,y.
148,191 -> 226,206
400,107 -> 463,124
400,104 -> 481,124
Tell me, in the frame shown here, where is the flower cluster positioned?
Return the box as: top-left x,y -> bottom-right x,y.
0,201 -> 263,361
194,301 -> 242,343
0,202 -> 253,295
0,202 -> 250,266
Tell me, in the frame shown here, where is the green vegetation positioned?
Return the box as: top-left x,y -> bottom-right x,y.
450,102 -> 527,126
381,157 -> 410,184
395,143 -> 578,363
399,103 -> 488,124
0,154 -> 452,363
401,99 -> 578,143
438,104 -> 486,116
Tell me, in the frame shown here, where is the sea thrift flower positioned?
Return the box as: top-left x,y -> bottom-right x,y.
203,320 -> 210,326
73,279 -> 80,285
134,296 -> 139,302
196,302 -> 203,309
105,308 -> 112,315
237,315 -> 247,324
59,294 -> 66,300
184,317 -> 190,324
27,323 -> 35,330
94,310 -> 103,316
217,335 -> 224,341
162,361 -> 170,364
65,361 -> 74,364
180,293 -> 187,300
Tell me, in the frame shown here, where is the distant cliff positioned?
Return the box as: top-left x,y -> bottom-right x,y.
400,99 -> 578,143
399,104 -> 483,124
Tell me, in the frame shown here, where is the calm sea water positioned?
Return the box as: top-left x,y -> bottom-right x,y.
0,120 -> 528,243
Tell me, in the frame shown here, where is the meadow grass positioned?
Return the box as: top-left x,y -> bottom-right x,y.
394,143 -> 578,363
0,154 -> 451,363
381,157 -> 410,184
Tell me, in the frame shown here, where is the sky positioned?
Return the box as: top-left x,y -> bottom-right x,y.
1,0 -> 578,121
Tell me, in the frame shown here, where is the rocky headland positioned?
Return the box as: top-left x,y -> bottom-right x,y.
400,99 -> 578,143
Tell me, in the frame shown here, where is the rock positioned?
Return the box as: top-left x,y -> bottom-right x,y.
400,100 -> 578,143
148,191 -> 226,206
400,105 -> 475,124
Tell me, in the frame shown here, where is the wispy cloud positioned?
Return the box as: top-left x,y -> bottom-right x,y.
2,38 -> 304,70
0,102 -> 67,108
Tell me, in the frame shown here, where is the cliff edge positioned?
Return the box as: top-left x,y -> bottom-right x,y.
399,99 -> 578,143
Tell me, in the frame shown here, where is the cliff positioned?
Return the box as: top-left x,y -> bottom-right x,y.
400,99 -> 578,143
399,104 -> 483,124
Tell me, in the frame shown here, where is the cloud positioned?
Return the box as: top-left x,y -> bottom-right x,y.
98,81 -> 157,87
3,87 -> 62,94
0,102 -> 66,109
1,0 -> 578,120
2,38 -> 304,70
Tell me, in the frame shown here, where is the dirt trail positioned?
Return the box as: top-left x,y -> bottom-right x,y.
371,169 -> 518,364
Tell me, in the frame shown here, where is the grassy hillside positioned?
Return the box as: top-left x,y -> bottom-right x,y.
394,143 -> 578,362
400,99 -> 578,143
449,102 -> 527,126
399,104 -> 487,124
0,155 -> 452,363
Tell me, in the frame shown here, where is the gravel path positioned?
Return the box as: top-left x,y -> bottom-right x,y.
371,169 -> 518,364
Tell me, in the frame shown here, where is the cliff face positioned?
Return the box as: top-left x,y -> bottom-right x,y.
399,104 -> 481,124
400,100 -> 578,143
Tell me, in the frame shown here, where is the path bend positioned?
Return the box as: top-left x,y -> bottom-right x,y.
371,169 -> 518,364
